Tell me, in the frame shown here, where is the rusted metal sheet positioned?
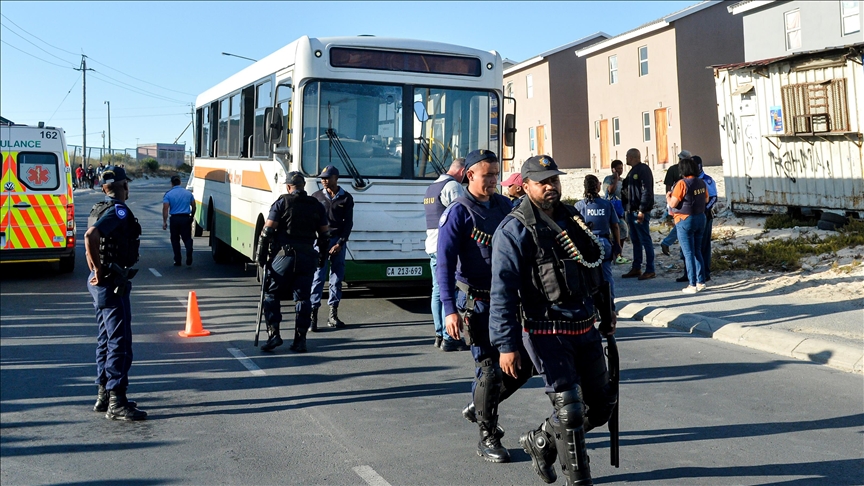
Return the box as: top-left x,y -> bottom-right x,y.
715,46 -> 864,214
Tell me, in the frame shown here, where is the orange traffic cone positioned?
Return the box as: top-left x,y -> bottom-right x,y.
179,291 -> 210,337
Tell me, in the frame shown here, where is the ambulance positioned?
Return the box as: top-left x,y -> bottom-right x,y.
0,121 -> 76,272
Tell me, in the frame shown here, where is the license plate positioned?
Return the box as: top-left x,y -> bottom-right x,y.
386,266 -> 423,277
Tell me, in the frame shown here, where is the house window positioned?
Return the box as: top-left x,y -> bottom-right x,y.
667,107 -> 672,126
506,82 -> 514,103
526,74 -> 533,98
785,9 -> 802,50
638,46 -> 649,76
612,117 -> 620,146
642,112 -> 651,141
529,126 -> 536,151
609,55 -> 618,84
842,1 -> 861,35
781,79 -> 850,134
594,120 -> 600,140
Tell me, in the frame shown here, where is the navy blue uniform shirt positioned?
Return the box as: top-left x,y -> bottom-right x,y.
489,206 -> 596,354
268,190 -> 328,228
312,187 -> 354,244
92,197 -> 130,236
436,192 -> 512,316
574,198 -> 619,236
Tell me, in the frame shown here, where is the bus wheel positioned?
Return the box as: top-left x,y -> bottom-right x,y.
193,218 -> 203,237
59,254 -> 75,273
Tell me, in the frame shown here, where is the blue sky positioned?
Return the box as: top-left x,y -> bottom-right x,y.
0,1 -> 694,153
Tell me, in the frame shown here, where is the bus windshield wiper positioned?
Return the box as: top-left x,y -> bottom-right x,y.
325,129 -> 367,188
416,135 -> 446,176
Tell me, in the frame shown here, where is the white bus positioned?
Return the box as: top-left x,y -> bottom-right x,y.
191,36 -> 515,283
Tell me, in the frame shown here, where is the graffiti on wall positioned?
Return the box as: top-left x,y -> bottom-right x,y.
767,145 -> 833,183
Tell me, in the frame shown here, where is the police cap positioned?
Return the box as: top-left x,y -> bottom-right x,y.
521,155 -> 564,182
464,149 -> 498,171
319,165 -> 340,178
101,166 -> 128,185
286,171 -> 305,187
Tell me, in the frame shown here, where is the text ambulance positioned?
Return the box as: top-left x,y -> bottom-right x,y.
0,122 -> 76,272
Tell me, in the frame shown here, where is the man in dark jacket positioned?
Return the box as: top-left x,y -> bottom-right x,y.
621,148 -> 656,280
310,165 -> 354,330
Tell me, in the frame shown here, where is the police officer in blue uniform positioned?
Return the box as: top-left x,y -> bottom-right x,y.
162,175 -> 196,266
490,155 -> 617,486
85,166 -> 146,421
437,149 -> 534,463
310,165 -> 354,330
575,174 -> 622,308
256,172 -> 329,353
424,158 -> 466,349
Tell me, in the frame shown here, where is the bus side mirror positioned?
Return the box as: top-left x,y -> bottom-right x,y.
267,107 -> 284,145
504,113 -> 516,147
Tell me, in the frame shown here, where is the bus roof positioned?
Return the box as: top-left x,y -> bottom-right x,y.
196,36 -> 501,107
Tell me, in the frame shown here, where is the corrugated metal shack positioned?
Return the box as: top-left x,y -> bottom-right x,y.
713,44 -> 864,215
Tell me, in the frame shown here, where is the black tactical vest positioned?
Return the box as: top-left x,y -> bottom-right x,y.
88,201 -> 141,268
453,193 -> 512,263
278,192 -> 320,243
510,201 -> 603,308
424,175 -> 456,230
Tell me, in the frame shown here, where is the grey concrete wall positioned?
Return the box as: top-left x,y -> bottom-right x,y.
675,2 -> 744,167
742,0 -> 864,61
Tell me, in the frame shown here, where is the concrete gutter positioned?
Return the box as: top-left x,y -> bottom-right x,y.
617,300 -> 864,374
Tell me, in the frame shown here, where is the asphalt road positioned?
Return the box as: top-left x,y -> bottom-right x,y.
1,181 -> 862,486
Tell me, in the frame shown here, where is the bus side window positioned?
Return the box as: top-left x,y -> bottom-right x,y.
254,80 -> 272,158
241,85 -> 255,158
276,81 -> 292,151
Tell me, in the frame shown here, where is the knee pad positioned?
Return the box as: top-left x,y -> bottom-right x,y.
474,361 -> 503,423
548,387 -> 585,429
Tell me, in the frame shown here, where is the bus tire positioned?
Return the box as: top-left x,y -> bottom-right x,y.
817,219 -> 839,231
193,218 -> 203,237
820,212 -> 847,226
59,254 -> 75,273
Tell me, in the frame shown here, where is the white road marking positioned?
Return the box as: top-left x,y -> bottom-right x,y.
149,268 -> 162,277
353,466 -> 392,486
177,297 -> 187,307
226,348 -> 266,376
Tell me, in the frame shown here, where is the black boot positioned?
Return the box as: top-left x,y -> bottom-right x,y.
328,305 -> 345,328
261,324 -> 283,352
290,328 -> 308,353
552,419 -> 592,486
95,384 -> 135,412
462,403 -> 505,438
105,389 -> 147,421
310,308 -> 319,333
520,419 -> 558,484
477,420 -> 510,463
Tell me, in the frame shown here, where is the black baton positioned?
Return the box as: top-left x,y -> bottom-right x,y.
606,334 -> 620,468
253,266 -> 270,347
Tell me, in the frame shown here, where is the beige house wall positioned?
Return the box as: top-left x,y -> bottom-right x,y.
504,63 -> 551,173
585,27 -> 682,170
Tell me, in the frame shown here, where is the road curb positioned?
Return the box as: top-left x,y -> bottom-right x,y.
617,301 -> 863,374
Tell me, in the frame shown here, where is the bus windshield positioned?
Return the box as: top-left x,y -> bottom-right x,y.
300,80 -> 498,179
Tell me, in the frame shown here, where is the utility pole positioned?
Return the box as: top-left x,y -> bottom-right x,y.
104,100 -> 112,156
75,55 -> 94,168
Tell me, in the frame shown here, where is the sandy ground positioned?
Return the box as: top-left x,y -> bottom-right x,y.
556,165 -> 864,315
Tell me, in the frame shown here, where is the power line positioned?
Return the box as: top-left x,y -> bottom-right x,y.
0,22 -> 78,66
89,71 -> 189,105
47,75 -> 80,123
0,13 -> 79,56
90,69 -> 189,104
87,57 -> 197,96
0,40 -> 76,70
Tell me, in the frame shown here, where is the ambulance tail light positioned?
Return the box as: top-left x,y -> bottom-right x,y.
66,204 -> 75,246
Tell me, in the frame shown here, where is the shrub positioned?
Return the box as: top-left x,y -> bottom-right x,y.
765,213 -> 817,229
177,162 -> 192,173
142,158 -> 159,172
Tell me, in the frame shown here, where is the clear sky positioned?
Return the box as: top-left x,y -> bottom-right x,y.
0,1 -> 694,153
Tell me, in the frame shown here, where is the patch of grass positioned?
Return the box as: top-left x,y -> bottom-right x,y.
764,213 -> 818,229
713,219 -> 864,272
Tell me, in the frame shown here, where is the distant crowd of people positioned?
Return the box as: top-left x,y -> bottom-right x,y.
75,163 -> 126,190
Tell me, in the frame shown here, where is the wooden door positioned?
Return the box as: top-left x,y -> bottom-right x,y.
654,108 -> 668,165
599,119 -> 609,168
536,125 -> 545,155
